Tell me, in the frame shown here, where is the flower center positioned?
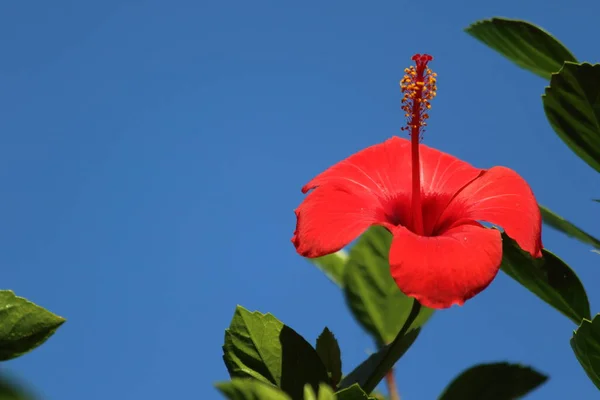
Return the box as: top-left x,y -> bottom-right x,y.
400,54 -> 437,235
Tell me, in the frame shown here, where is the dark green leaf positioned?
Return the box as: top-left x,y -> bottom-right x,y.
316,328 -> 342,388
222,306 -> 329,400
336,384 -> 377,400
543,62 -> 600,172
0,291 -> 65,361
571,314 -> 600,390
339,328 -> 420,390
438,363 -> 547,400
540,205 -> 600,248
216,379 -> 291,400
0,374 -> 36,400
501,233 -> 590,324
308,251 -> 348,287
343,226 -> 434,345
465,17 -> 576,79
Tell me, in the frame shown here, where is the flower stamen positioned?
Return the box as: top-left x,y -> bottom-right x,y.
400,53 -> 436,235
400,54 -> 437,140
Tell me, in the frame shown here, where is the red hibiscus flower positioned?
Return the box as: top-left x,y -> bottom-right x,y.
292,54 -> 542,309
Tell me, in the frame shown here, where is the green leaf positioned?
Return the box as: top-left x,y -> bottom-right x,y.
336,384 -> 377,400
0,291 -> 65,361
308,251 -> 348,287
216,379 -> 291,400
465,17 -> 576,79
343,226 -> 434,345
438,363 -> 548,399
571,314 -> 600,390
0,374 -> 36,400
304,386 -> 317,400
304,383 -> 336,400
540,205 -> 600,248
356,300 -> 422,394
339,323 -> 421,390
543,62 -> 600,172
222,306 -> 329,400
316,328 -> 342,388
500,233 -> 590,324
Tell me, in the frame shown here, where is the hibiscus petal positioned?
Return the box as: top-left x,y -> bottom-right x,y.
417,144 -> 483,234
292,185 -> 388,258
302,137 -> 412,196
301,136 -> 482,233
389,223 -> 503,308
437,166 -> 542,257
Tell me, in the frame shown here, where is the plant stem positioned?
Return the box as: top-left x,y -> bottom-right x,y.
385,369 -> 401,400
363,299 -> 422,393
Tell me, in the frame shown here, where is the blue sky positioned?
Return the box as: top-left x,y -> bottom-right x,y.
0,1 -> 598,399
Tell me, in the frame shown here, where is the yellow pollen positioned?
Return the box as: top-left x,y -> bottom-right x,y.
399,57 -> 437,135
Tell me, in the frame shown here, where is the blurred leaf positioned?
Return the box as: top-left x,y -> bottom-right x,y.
316,328 -> 342,388
501,233 -> 590,324
571,314 -> 600,390
343,226 -> 434,345
438,362 -> 547,399
465,17 -> 576,79
0,374 -> 36,400
0,291 -> 65,361
543,62 -> 600,173
222,306 -> 329,399
540,205 -> 600,248
309,251 -> 349,287
216,379 -> 291,400
304,383 -> 377,400
336,384 -> 377,400
304,386 -> 317,400
339,327 -> 420,390
304,383 -> 336,400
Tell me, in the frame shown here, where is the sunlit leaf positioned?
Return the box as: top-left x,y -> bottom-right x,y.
305,383 -> 377,400
304,383 -> 336,400
0,291 -> 65,361
216,379 -> 291,400
336,384 -> 377,400
222,306 -> 329,399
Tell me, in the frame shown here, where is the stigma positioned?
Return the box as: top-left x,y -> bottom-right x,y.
400,54 -> 437,141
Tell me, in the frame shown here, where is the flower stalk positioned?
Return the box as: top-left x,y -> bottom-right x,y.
401,54 -> 437,235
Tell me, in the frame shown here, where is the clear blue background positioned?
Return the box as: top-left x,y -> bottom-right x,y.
0,1 -> 598,399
